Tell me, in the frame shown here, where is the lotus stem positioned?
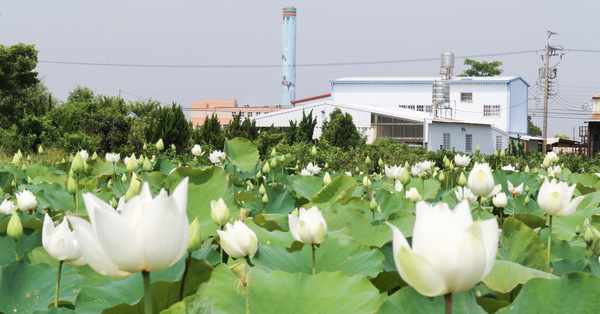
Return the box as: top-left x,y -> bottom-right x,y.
179,251 -> 192,301
142,270 -> 152,314
54,260 -> 64,307
245,281 -> 251,314
445,292 -> 453,314
547,215 -> 553,273
14,239 -> 19,261
477,197 -> 482,220
311,244 -> 317,275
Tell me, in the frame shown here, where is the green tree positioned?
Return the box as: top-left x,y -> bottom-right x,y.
321,108 -> 364,149
459,59 -> 503,77
554,134 -> 569,140
0,43 -> 41,128
528,118 -> 542,136
284,110 -> 317,144
193,113 -> 225,150
144,103 -> 191,152
126,99 -> 161,118
67,86 -> 95,103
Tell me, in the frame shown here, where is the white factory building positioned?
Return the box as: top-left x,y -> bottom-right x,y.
253,76 -> 529,154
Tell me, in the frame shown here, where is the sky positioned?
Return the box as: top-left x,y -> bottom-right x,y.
2,0 -> 600,140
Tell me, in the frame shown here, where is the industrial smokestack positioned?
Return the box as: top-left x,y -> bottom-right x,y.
281,7 -> 297,106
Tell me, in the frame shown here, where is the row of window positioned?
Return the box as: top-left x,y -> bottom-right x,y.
400,103 -> 501,117
442,133 -> 503,152
231,111 -> 272,118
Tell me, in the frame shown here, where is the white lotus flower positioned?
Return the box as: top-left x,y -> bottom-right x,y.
385,165 -> 404,180
543,152 -> 559,167
211,198 -> 230,227
387,200 -> 498,297
547,165 -> 562,176
288,206 -> 327,245
454,154 -> 471,167
406,187 -> 421,202
69,178 -> 190,277
305,162 -> 321,175
501,164 -> 516,172
507,181 -> 523,198
411,164 -> 422,177
537,178 -> 585,217
42,214 -> 86,265
217,221 -> 259,259
191,144 -> 204,156
394,180 -> 404,192
455,187 -> 478,203
209,150 -> 227,164
468,163 -> 501,198
16,190 -> 38,212
492,192 -> 508,208
0,199 -> 16,215
79,150 -> 89,161
105,153 -> 120,163
300,169 -> 312,176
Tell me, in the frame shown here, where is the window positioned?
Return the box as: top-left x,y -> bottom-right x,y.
460,92 -> 473,103
256,112 -> 261,116
247,112 -> 253,117
465,134 -> 473,153
443,133 -> 451,149
496,136 -> 503,151
240,112 -> 245,117
483,105 -> 501,117
416,105 -> 432,113
232,112 -> 236,117
399,104 -> 416,110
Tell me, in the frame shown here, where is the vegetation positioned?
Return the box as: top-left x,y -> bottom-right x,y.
459,58 -> 503,77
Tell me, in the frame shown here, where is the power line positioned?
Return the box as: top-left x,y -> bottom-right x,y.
38,49 -> 540,69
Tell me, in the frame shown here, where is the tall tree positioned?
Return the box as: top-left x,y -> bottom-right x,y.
321,108 -> 364,149
194,113 -> 225,150
144,103 -> 192,152
528,117 -> 542,136
459,59 -> 503,77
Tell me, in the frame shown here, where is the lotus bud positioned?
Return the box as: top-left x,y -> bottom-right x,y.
406,187 -> 421,202
259,184 -> 266,195
378,158 -> 384,167
71,152 -> 84,174
187,217 -> 203,252
38,145 -> 44,154
262,162 -> 270,174
493,192 -> 508,208
500,149 -> 506,158
438,171 -> 445,182
323,172 -> 332,185
400,167 -> 411,186
524,165 -> 530,173
476,145 -> 481,154
121,173 -> 128,183
211,198 -> 230,227
458,172 -> 467,187
369,198 -> 377,211
126,154 -> 137,172
363,176 -> 371,188
256,170 -> 263,178
26,176 -> 32,184
365,156 -> 371,165
270,158 -> 277,168
584,225 -> 594,244
310,146 -> 317,156
270,148 -> 277,158
170,144 -> 176,151
90,152 -> 98,160
262,193 -> 269,204
8,210 -> 23,240
524,195 -> 530,204
67,175 -> 77,194
324,162 -> 329,169
142,157 -> 152,171
575,225 -> 581,236
156,139 -> 164,151
61,158 -> 66,164
16,149 -> 23,160
355,166 -> 360,173
110,197 -> 118,209
525,185 -> 530,193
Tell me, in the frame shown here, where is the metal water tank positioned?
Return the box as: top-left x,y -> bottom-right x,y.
441,51 -> 454,68
432,81 -> 450,103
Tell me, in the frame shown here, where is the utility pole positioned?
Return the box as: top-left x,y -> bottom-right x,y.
542,31 -> 563,154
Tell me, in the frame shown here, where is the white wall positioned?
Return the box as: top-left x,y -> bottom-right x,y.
508,79 -> 529,134
427,122 -> 496,154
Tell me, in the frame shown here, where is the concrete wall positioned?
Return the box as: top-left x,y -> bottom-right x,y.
427,122 -> 497,154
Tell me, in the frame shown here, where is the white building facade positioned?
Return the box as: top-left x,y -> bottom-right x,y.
253,76 -> 529,154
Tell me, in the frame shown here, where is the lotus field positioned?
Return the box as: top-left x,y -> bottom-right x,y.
2,138 -> 600,313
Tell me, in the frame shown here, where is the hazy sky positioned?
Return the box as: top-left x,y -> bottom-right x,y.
2,0 -> 600,139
